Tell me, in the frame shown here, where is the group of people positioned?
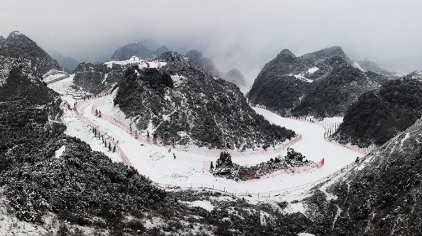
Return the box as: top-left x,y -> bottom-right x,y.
168,148 -> 176,159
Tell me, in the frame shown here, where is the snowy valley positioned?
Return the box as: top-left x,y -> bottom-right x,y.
1,4 -> 422,234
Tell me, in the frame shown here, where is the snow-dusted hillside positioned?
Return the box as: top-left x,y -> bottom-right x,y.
113,52 -> 296,150
0,31 -> 59,74
48,75 -> 366,199
247,46 -> 383,117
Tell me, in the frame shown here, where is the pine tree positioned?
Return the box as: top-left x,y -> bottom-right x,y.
113,146 -> 116,153
210,161 -> 214,170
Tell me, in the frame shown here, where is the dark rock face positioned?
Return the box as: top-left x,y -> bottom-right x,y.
185,49 -> 221,77
247,47 -> 380,117
334,71 -> 422,147
111,42 -> 169,61
364,70 -> 390,85
0,61 -> 56,104
292,58 -> 379,117
310,119 -> 422,235
225,68 -> 246,87
49,50 -> 79,72
115,52 -> 295,150
0,31 -> 59,75
73,62 -> 124,94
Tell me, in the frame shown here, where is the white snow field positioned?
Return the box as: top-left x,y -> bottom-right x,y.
48,75 -> 366,201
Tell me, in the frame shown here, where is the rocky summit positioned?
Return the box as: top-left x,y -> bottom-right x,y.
111,41 -> 169,61
0,31 -> 59,75
247,46 -> 384,117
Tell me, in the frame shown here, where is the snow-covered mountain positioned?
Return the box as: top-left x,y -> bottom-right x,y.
73,62 -> 124,94
0,40 -> 310,236
114,52 -> 295,149
247,46 -> 384,117
111,41 -> 169,61
0,31 -> 59,74
0,58 -> 171,233
334,71 -> 422,147
3,28 -> 422,235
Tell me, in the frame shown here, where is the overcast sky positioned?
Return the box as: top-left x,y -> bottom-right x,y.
1,0 -> 421,83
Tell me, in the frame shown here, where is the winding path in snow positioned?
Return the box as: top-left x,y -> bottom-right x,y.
67,90 -> 364,199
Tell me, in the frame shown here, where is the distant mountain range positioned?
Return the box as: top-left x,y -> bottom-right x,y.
185,49 -> 246,87
354,59 -> 400,78
48,50 -> 80,72
247,46 -> 393,117
110,41 -> 169,61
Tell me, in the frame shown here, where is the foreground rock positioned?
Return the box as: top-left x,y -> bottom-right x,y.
307,117 -> 422,235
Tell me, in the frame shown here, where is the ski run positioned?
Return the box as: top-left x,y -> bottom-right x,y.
48,73 -> 366,205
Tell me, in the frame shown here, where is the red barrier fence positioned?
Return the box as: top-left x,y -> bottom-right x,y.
242,157 -> 325,181
294,117 -> 369,156
74,98 -> 132,167
71,95 -> 370,197
89,98 -> 331,179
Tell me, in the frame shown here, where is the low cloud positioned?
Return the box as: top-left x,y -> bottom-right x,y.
1,0 -> 421,82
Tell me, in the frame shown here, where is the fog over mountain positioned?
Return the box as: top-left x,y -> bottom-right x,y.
1,0 -> 421,84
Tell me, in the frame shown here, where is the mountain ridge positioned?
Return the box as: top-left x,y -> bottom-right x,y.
114,52 -> 296,149
111,41 -> 169,61
0,31 -> 59,74
247,46 -> 383,117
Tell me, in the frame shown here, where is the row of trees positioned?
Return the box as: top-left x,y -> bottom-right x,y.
92,127 -> 116,153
